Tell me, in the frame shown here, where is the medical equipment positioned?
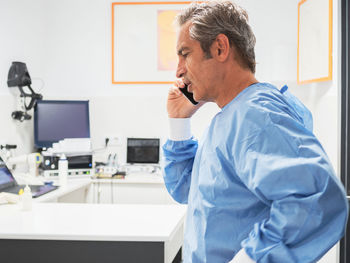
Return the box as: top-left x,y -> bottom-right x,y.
58,154 -> 68,186
0,144 -> 17,150
41,138 -> 93,177
127,138 -> 160,164
41,153 -> 93,177
7,152 -> 42,178
34,100 -> 90,149
7,62 -> 43,121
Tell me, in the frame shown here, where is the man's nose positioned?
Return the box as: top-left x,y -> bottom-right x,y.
176,60 -> 186,78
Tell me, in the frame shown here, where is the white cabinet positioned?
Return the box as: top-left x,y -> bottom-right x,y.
88,175 -> 177,205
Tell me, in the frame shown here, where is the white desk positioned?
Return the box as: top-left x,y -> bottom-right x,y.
0,203 -> 186,263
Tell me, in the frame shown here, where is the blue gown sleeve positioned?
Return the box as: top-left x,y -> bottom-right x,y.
162,138 -> 198,204
236,118 -> 348,263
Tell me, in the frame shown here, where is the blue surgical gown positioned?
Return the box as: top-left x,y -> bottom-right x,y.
162,83 -> 348,263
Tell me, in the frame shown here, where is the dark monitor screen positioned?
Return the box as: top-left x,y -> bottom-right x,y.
34,100 -> 90,148
127,138 -> 160,164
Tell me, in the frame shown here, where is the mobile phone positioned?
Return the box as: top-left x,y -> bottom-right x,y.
179,84 -> 198,105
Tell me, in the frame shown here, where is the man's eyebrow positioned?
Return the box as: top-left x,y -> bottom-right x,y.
177,47 -> 190,56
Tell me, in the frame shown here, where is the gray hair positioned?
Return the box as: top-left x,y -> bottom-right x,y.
176,1 -> 256,73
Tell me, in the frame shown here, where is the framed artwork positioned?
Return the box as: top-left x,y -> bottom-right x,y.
297,0 -> 333,84
112,1 -> 191,84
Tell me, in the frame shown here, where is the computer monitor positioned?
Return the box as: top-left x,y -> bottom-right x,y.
127,138 -> 160,164
34,100 -> 90,148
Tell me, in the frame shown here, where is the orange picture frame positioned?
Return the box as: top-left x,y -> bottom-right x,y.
111,2 -> 191,85
297,0 -> 333,84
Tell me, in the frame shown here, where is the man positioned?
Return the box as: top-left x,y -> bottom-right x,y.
162,1 -> 348,263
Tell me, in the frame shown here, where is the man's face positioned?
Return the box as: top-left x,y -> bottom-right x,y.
176,22 -> 218,102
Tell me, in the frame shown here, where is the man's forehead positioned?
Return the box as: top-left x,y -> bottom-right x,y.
176,22 -> 193,51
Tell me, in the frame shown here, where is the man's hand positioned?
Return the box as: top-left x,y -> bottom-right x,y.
167,79 -> 204,118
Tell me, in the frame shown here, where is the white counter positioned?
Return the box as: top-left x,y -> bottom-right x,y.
0,203 -> 186,242
0,203 -> 186,263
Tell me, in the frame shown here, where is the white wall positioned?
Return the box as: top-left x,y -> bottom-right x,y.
0,0 -> 48,154
0,0 -> 342,261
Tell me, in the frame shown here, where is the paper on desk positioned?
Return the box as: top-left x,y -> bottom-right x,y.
0,192 -> 19,205
45,138 -> 92,156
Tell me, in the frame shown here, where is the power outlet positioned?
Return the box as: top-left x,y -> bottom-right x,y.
105,135 -> 123,147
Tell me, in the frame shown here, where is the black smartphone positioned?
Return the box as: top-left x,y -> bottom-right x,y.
179,84 -> 198,105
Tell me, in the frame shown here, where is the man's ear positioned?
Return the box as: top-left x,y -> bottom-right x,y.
211,34 -> 230,62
